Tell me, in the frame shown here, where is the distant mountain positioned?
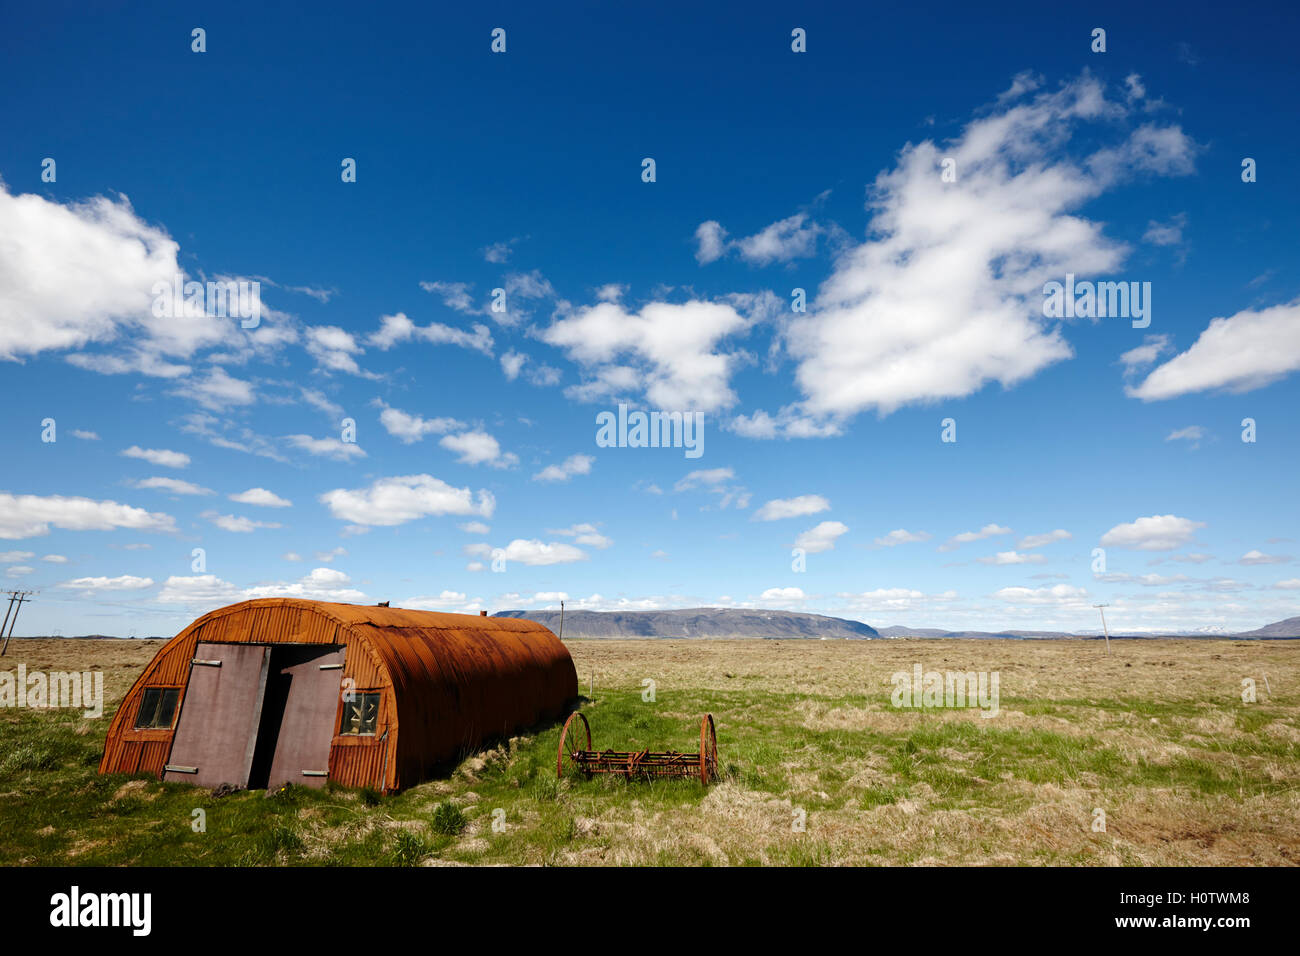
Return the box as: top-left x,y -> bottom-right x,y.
880,618 -> 1300,639
876,625 -> 1086,639
1234,616 -> 1300,638
493,607 -> 879,640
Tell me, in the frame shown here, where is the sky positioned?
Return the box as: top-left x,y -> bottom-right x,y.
1,1 -> 1298,637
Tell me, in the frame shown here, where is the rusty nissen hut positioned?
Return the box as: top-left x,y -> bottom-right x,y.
99,598 -> 577,793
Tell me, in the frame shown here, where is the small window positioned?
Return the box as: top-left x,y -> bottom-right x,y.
338,693 -> 380,736
134,687 -> 180,729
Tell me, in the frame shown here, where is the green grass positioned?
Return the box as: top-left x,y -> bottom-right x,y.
0,675 -> 1295,866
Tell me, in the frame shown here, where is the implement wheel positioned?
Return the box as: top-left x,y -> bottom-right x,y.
699,714 -> 718,784
556,711 -> 592,778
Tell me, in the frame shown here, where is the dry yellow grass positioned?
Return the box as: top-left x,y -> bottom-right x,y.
3,635 -> 1297,866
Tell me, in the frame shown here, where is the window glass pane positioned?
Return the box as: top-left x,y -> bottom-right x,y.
156,688 -> 179,727
135,687 -> 180,729
339,699 -> 359,735
360,694 -> 378,735
135,688 -> 160,729
338,693 -> 379,735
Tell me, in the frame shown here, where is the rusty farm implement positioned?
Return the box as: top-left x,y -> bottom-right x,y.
556,712 -> 719,784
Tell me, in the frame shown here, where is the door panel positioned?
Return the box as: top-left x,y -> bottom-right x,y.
164,643 -> 271,788
265,645 -> 345,789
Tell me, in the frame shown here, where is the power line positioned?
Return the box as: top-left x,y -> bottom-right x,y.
1,590 -> 36,657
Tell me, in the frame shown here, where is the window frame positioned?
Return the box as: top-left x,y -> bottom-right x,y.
336,691 -> 381,737
134,686 -> 181,730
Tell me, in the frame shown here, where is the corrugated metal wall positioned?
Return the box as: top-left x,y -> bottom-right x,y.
99,599 -> 576,792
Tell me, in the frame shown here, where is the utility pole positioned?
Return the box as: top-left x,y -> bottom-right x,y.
0,593 -> 16,650
1,590 -> 35,657
1093,604 -> 1111,657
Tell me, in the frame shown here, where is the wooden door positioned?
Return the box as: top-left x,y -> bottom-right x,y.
265,645 -> 345,789
164,643 -> 271,789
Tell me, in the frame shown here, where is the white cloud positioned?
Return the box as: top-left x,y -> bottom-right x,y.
41,554 -> 68,563
459,521 -> 491,535
760,586 -> 806,602
156,574 -> 244,605
313,547 -> 346,563
482,239 -> 516,263
1018,529 -> 1072,549
674,468 -> 734,491
993,584 -> 1089,605
494,539 -> 587,566
122,446 -> 190,468
229,487 -> 292,508
780,73 -> 1196,423
159,568 -> 367,605
374,400 -> 464,444
174,366 -> 256,410
284,434 -> 367,461
1120,334 -> 1171,373
59,574 -> 153,591
1100,514 -> 1205,551
0,550 -> 35,562
71,429 -> 100,441
5,566 -> 32,577
1165,425 -> 1205,444
203,512 -> 282,533
696,213 -> 822,266
1143,213 -> 1187,247
939,523 -> 1013,551
729,407 -> 844,440
133,477 -> 213,496
320,474 -> 495,526
419,281 -> 476,312
753,495 -> 830,521
402,590 -> 471,610
736,213 -> 822,265
694,221 -> 728,264
304,325 -> 374,377
439,430 -> 518,468
246,567 -> 358,600
796,520 -> 848,554
673,467 -> 749,509
532,454 -> 594,483
300,387 -> 343,417
1129,299 -> 1300,400
1240,550 -> 1289,566
550,523 -> 612,549
1134,573 -> 1191,586
501,350 -> 527,381
978,550 -> 1048,565
367,312 -> 493,356
1273,578 -> 1300,590
497,270 -> 556,326
415,276 -> 554,327
542,299 -> 752,412
874,529 -> 931,547
0,185 -> 271,367
838,587 -> 958,612
0,493 -> 176,539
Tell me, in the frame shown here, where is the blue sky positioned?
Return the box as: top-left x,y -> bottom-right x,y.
2,1 -> 1298,636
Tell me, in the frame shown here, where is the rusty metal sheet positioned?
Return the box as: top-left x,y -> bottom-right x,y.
164,643 -> 270,789
261,644 -> 345,790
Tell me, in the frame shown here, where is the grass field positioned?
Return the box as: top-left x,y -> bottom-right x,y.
1,636 -> 1297,866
